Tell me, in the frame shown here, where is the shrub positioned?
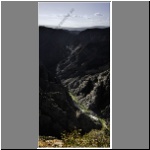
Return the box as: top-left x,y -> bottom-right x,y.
61,129 -> 110,148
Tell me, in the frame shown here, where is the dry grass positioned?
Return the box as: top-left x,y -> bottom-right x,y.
38,136 -> 64,148
39,128 -> 110,148
61,129 -> 110,148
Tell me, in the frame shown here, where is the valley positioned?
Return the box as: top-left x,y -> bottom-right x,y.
39,26 -> 110,147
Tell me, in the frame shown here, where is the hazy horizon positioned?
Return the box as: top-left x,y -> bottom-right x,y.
39,24 -> 110,31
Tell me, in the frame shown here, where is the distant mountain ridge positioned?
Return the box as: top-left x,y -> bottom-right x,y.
39,25 -> 110,32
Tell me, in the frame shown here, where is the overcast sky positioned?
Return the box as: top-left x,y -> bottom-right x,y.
38,2 -> 110,28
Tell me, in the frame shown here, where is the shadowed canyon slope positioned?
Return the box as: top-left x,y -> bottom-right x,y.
39,26 -> 110,137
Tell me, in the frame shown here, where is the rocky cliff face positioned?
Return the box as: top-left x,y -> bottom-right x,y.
39,63 -> 102,137
61,70 -> 110,117
39,26 -> 110,137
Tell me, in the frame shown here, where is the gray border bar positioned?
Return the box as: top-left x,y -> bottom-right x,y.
112,1 -> 149,149
1,1 -> 38,149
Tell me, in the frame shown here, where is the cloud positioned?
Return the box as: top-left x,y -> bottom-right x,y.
39,13 -> 93,21
71,14 -> 78,18
83,15 -> 88,19
67,14 -> 91,19
69,14 -> 82,18
58,14 -> 66,17
94,13 -> 103,16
